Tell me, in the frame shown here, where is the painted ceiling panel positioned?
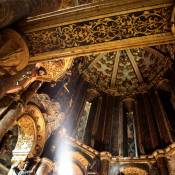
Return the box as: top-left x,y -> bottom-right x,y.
78,45 -> 173,96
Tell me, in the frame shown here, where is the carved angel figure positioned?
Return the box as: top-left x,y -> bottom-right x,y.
0,29 -> 29,76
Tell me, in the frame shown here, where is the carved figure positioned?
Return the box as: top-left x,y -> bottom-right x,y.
0,29 -> 29,76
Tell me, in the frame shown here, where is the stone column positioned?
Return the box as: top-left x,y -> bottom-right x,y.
36,158 -> 54,175
100,152 -> 111,175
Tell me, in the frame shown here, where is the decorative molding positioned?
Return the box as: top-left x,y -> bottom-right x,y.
16,3 -> 175,63
126,49 -> 143,83
120,167 -> 148,175
11,104 -> 46,164
111,51 -> 120,87
39,57 -> 73,81
28,33 -> 175,63
25,6 -> 173,56
70,137 -> 175,162
12,115 -> 36,163
21,0 -> 174,32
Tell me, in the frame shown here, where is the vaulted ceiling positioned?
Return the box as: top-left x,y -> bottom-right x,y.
78,44 -> 174,96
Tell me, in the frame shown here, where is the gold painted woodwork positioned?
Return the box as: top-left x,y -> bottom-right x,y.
20,0 -> 174,32
15,0 -> 175,63
29,33 -> 175,63
38,57 -> 73,81
71,152 -> 89,168
71,137 -> 175,163
11,104 -> 46,164
120,167 -> 148,175
78,47 -> 173,96
25,104 -> 46,157
12,115 -> 36,164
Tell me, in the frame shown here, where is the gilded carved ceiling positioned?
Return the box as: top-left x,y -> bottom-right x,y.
39,57 -> 73,81
78,45 -> 173,96
25,6 -> 172,56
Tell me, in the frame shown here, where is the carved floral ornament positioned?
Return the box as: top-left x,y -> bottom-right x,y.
38,57 -> 73,81
11,104 -> 46,164
120,167 -> 148,175
25,6 -> 173,56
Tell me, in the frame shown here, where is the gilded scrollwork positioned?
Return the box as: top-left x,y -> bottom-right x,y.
39,57 -> 73,81
11,104 -> 46,164
120,167 -> 148,175
25,6 -> 172,55
24,104 -> 46,156
12,115 -> 36,163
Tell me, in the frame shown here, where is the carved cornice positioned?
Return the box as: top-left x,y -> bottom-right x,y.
25,5 -> 173,54
20,0 -> 174,32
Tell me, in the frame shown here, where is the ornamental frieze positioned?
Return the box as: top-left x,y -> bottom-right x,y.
25,6 -> 173,56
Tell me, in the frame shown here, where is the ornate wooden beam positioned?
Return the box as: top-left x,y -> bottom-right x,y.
20,0 -> 174,32
17,0 -> 175,63
110,51 -> 120,87
126,49 -> 143,83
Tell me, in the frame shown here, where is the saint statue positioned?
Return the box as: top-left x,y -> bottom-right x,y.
0,29 -> 29,76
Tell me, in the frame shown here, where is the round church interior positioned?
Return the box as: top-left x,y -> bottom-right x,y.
0,0 -> 175,175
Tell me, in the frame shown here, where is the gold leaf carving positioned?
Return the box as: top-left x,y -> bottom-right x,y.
121,167 -> 148,175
